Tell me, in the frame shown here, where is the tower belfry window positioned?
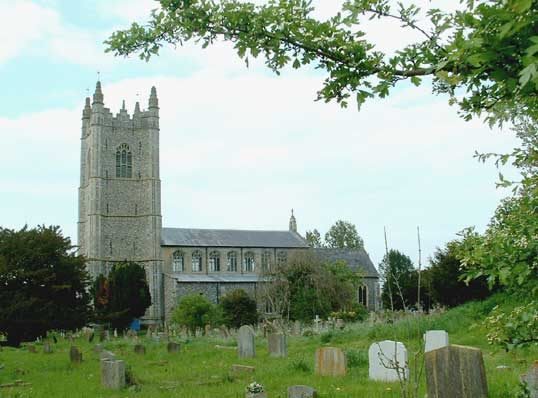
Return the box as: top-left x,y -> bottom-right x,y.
116,143 -> 132,178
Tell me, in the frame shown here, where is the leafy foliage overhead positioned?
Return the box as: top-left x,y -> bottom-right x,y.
106,0 -> 538,124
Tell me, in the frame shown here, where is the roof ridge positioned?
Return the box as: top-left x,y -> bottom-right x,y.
162,227 -> 295,233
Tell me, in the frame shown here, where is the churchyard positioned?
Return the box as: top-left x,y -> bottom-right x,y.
0,293 -> 534,398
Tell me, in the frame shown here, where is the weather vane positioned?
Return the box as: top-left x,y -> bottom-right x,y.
97,71 -> 101,81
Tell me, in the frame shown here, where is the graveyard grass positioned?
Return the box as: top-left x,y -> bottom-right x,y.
0,292 -> 533,398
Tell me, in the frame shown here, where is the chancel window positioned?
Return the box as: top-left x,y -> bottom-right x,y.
192,250 -> 202,272
244,252 -> 255,272
261,251 -> 271,272
227,251 -> 237,272
172,250 -> 184,272
115,143 -> 132,178
277,251 -> 287,266
358,285 -> 368,307
209,251 -> 220,272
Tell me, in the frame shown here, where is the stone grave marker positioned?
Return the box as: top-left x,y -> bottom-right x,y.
134,344 -> 146,355
520,361 -> 538,398
315,347 -> 346,376
288,385 -> 317,398
93,344 -> 103,353
101,359 -> 126,390
424,330 -> 449,353
70,346 -> 83,363
167,342 -> 180,353
43,342 -> 52,354
268,333 -> 287,358
231,364 -> 255,373
425,344 -> 488,398
292,320 -> 301,336
100,350 -> 116,361
238,325 -> 256,358
27,345 -> 37,353
368,340 -> 409,382
313,315 -> 321,332
335,319 -> 345,330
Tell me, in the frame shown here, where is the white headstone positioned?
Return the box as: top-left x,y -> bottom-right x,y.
424,330 -> 449,353
368,340 -> 409,382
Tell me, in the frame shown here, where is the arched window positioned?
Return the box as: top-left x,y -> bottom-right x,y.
358,285 -> 368,307
192,250 -> 202,272
172,250 -> 184,272
244,252 -> 255,272
209,251 -> 220,272
261,251 -> 271,272
115,143 -> 132,178
227,251 -> 237,272
277,251 -> 287,266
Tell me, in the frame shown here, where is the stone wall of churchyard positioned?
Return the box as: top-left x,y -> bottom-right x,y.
161,246 -> 307,275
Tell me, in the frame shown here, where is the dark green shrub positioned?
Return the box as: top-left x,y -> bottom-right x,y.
219,289 -> 258,329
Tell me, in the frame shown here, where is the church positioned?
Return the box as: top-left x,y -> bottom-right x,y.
77,82 -> 380,324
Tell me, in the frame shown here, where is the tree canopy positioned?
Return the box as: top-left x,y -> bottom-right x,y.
92,262 -> 152,329
324,220 -> 364,249
106,0 -> 538,125
0,225 -> 91,345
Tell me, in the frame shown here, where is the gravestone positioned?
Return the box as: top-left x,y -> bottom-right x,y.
292,320 -> 301,336
238,325 -> 256,358
43,342 -> 52,354
100,350 -> 116,361
368,340 -> 409,382
70,346 -> 83,363
231,364 -> 255,373
315,347 -> 346,376
335,319 -> 345,330
27,345 -> 37,353
113,329 -> 118,338
288,385 -> 318,398
313,315 -> 321,332
134,344 -> 146,355
167,342 -> 180,353
424,330 -> 449,353
520,361 -> 538,398
268,333 -> 287,358
101,359 -> 126,390
425,344 -> 488,398
93,344 -> 103,354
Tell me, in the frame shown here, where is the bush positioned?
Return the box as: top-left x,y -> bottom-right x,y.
172,294 -> 220,335
331,303 -> 368,322
219,289 -> 258,328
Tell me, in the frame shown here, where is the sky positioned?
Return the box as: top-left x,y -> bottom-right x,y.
0,0 -> 520,267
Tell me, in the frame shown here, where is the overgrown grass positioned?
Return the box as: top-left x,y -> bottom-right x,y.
0,292 -> 533,398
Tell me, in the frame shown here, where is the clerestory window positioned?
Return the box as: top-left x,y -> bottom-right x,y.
116,143 -> 132,178
209,251 -> 220,272
192,250 -> 202,272
227,251 -> 237,272
244,252 -> 255,272
172,250 -> 184,272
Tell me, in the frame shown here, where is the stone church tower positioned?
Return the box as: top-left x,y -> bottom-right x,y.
78,81 -> 163,322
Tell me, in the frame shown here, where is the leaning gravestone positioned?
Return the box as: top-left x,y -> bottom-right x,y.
238,325 -> 256,358
368,340 -> 409,382
70,346 -> 83,363
425,345 -> 488,398
100,350 -> 116,361
167,342 -> 180,353
101,359 -> 126,390
424,330 -> 449,353
43,342 -> 52,354
134,344 -> 146,355
315,347 -> 346,376
288,385 -> 317,398
521,361 -> 538,398
268,333 -> 287,358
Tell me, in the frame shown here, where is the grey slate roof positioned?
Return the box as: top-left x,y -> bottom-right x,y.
161,227 -> 309,249
313,248 -> 379,278
169,274 -> 260,283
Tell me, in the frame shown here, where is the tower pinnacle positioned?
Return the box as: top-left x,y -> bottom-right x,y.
93,81 -> 104,104
289,209 -> 297,232
149,86 -> 158,109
